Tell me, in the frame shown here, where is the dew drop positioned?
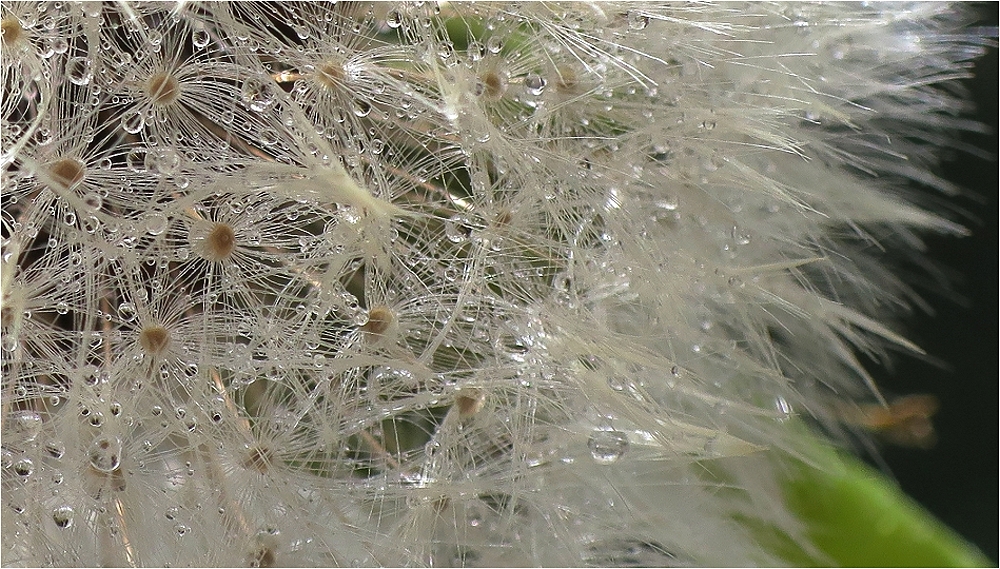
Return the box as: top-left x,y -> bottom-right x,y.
144,212 -> 169,236
88,435 -> 122,472
121,109 -> 145,134
242,79 -> 275,112
117,302 -> 137,322
45,440 -> 66,459
444,214 -> 471,243
587,430 -> 629,464
8,411 -> 43,442
66,56 -> 93,85
192,28 -> 210,48
524,73 -> 547,96
385,9 -> 403,28
628,11 -> 650,30
52,506 -> 74,528
13,457 -> 34,477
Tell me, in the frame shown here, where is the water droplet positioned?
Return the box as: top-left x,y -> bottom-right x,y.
192,27 -> 210,48
588,430 -> 629,464
13,457 -> 34,477
144,213 -> 168,236
524,73 -> 547,96
175,523 -> 190,537
774,396 -> 792,422
628,11 -> 650,30
242,80 -> 275,113
66,56 -> 93,85
117,302 -> 137,322
385,9 -> 403,28
444,214 -> 472,243
121,109 -> 145,134
88,435 -> 122,472
145,146 -> 180,175
8,411 -> 43,442
52,506 -> 74,528
485,36 -> 504,54
45,440 -> 66,459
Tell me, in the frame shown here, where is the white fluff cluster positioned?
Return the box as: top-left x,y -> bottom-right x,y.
0,2 -> 986,566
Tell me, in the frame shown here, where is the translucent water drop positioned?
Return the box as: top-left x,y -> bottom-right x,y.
145,147 -> 180,175
66,56 -> 93,85
588,430 -> 629,464
144,213 -> 168,236
52,506 -> 74,528
192,28 -> 210,48
121,109 -> 145,134
524,73 -> 547,96
444,214 -> 471,243
242,80 -> 275,112
175,523 -> 190,537
486,36 -> 504,54
45,440 -> 66,459
88,435 -> 122,472
8,411 -> 43,442
385,9 -> 403,28
628,11 -> 650,30
13,457 -> 34,477
117,302 -> 137,322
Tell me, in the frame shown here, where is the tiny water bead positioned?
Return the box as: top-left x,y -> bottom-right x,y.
587,430 -> 629,464
523,72 -> 547,96
88,435 -> 123,472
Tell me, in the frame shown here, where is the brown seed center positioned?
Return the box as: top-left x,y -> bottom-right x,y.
203,223 -> 237,262
138,325 -> 171,356
479,70 -> 508,100
48,158 -> 86,190
242,445 -> 272,474
1,18 -> 23,45
147,72 -> 181,105
360,305 -> 394,339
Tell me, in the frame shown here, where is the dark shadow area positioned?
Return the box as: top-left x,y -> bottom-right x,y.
872,3 -> 997,561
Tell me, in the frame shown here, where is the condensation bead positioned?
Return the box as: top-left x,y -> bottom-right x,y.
13,457 -> 34,477
88,435 -> 123,472
587,430 -> 629,464
52,506 -> 74,528
7,411 -> 43,442
66,56 -> 93,85
192,27 -> 210,48
524,73 -> 547,96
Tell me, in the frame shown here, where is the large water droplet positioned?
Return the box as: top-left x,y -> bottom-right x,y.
524,73 -> 547,96
192,27 -> 210,49
121,109 -> 145,134
117,302 -> 137,322
52,506 -> 74,528
66,56 -> 93,85
588,430 -> 629,464
13,457 -> 34,477
88,435 -> 123,472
